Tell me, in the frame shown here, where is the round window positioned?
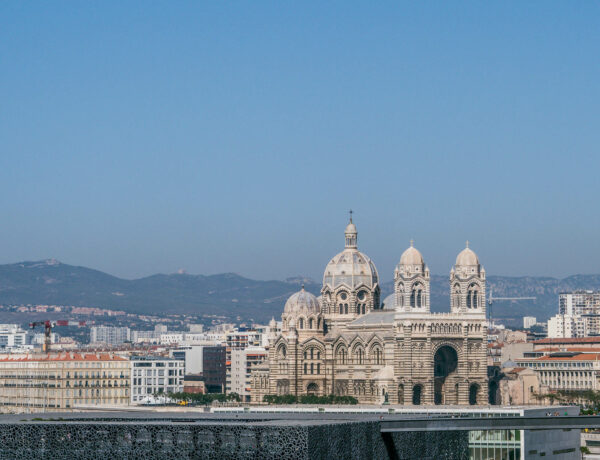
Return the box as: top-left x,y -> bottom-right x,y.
357,291 -> 366,301
340,292 -> 348,301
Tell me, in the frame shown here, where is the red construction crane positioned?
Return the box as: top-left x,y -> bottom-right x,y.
29,320 -> 89,352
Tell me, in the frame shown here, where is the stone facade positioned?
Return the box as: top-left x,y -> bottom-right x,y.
252,218 -> 488,406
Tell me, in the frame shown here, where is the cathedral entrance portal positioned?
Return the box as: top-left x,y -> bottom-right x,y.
434,346 -> 458,405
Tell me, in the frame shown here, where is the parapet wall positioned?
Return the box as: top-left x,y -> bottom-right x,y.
0,419 -> 468,460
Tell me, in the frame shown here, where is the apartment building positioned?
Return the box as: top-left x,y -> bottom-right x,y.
0,324 -> 31,351
90,326 -> 131,345
227,346 -> 267,402
0,352 -> 130,413
130,356 -> 184,403
547,291 -> 600,338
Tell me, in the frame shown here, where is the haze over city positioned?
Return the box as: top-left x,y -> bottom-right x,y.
2,2 -> 599,282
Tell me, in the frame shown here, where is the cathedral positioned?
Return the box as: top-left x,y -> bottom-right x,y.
252,216 -> 488,405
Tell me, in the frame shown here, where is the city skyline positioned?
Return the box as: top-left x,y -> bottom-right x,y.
2,2 -> 600,281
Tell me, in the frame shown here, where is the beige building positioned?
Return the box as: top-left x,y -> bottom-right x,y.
252,218 -> 488,405
498,367 -> 545,405
0,352 -> 130,413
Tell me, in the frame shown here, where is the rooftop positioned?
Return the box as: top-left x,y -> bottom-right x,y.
534,337 -> 600,344
0,352 -> 126,362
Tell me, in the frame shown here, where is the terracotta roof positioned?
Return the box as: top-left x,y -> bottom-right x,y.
534,337 -> 600,344
0,353 -> 127,362
507,367 -> 527,373
536,347 -> 600,352
536,353 -> 600,361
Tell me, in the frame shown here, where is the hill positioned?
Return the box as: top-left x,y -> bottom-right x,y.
0,260 -> 599,325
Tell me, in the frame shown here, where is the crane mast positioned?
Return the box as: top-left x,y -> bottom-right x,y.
487,287 -> 536,327
29,320 -> 88,352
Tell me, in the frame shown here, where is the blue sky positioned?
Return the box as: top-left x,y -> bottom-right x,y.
1,2 -> 599,281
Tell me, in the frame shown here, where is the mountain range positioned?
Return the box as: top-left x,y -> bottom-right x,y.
1,260 -> 599,326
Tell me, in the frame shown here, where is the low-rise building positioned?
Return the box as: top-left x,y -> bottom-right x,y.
523,316 -> 537,329
130,356 -> 184,403
183,374 -> 206,394
516,352 -> 600,392
0,352 -> 130,413
499,366 -> 546,405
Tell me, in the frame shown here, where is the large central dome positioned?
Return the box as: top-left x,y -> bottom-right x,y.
323,217 -> 379,289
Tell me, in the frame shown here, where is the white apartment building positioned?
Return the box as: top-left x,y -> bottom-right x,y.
523,316 -> 537,329
227,346 -> 267,402
90,326 -> 131,345
130,356 -> 184,403
559,291 -> 600,316
0,324 -> 30,350
159,333 -> 183,345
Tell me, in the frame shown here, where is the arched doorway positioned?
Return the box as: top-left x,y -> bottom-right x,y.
398,384 -> 404,405
434,345 -> 458,405
469,383 -> 479,405
412,384 -> 422,405
306,383 -> 319,396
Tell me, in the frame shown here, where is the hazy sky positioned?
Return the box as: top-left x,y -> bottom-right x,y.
1,2 -> 599,281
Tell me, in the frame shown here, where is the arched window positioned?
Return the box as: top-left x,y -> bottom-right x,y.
467,284 -> 479,309
277,345 -> 286,359
344,304 -> 348,314
317,363 -> 320,374
339,304 -> 343,314
299,318 -> 304,329
398,384 -> 404,405
374,348 -> 383,365
469,384 -> 479,405
412,385 -> 422,405
354,346 -> 365,364
310,349 -> 314,359
310,363 -> 314,374
411,284 -> 424,308
397,283 -> 405,307
309,318 -> 314,329
336,346 -> 347,364
304,363 -> 307,374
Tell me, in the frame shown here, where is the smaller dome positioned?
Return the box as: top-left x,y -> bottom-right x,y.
456,243 -> 479,266
399,243 -> 424,266
345,222 -> 357,234
284,287 -> 320,315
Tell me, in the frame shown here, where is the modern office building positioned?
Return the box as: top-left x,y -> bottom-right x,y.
203,345 -> 226,392
170,344 -> 226,392
130,356 -> 184,403
90,326 -> 131,345
0,352 -> 130,413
